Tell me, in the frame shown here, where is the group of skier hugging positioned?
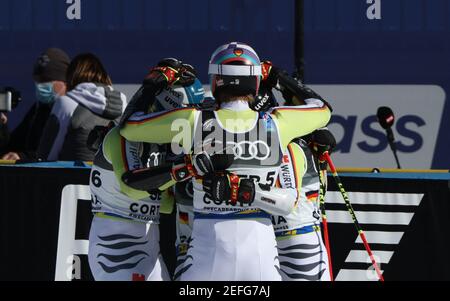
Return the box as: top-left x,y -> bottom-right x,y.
87,42 -> 336,282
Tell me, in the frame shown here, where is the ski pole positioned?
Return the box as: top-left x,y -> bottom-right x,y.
321,152 -> 385,282
318,168 -> 334,281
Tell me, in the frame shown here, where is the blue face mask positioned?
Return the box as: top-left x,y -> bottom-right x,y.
35,82 -> 56,105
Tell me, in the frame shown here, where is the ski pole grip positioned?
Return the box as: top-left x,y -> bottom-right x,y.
319,152 -> 337,174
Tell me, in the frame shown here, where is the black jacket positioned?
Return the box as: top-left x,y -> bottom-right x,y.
1,103 -> 53,160
0,123 -> 9,154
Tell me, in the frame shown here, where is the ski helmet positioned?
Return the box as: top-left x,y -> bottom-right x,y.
153,78 -> 205,111
208,42 -> 262,98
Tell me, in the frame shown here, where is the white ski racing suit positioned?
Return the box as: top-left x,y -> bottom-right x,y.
88,126 -> 172,281
172,181 -> 195,281
120,98 -> 331,281
273,138 -> 331,281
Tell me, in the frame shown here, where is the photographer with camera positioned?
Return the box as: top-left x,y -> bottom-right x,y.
0,87 -> 21,156
1,48 -> 70,161
0,113 -> 6,124
0,112 -> 8,154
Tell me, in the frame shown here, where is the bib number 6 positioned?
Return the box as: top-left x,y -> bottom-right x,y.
91,170 -> 102,188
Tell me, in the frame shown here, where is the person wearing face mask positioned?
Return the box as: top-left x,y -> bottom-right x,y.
1,48 -> 70,161
37,53 -> 127,162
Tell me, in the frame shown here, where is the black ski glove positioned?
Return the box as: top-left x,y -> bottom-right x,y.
144,58 -> 197,89
119,58 -> 197,128
249,81 -> 278,112
309,128 -> 337,156
203,173 -> 255,206
192,152 -> 235,176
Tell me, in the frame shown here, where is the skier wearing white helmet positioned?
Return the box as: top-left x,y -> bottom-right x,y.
120,42 -> 332,281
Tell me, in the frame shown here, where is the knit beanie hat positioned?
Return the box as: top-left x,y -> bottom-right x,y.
33,48 -> 70,83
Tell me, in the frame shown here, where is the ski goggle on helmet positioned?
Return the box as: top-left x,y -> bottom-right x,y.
209,42 -> 262,98
153,78 -> 205,112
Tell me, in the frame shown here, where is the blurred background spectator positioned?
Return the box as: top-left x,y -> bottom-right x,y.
1,48 -> 70,161
0,112 -> 8,154
37,53 -> 127,162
